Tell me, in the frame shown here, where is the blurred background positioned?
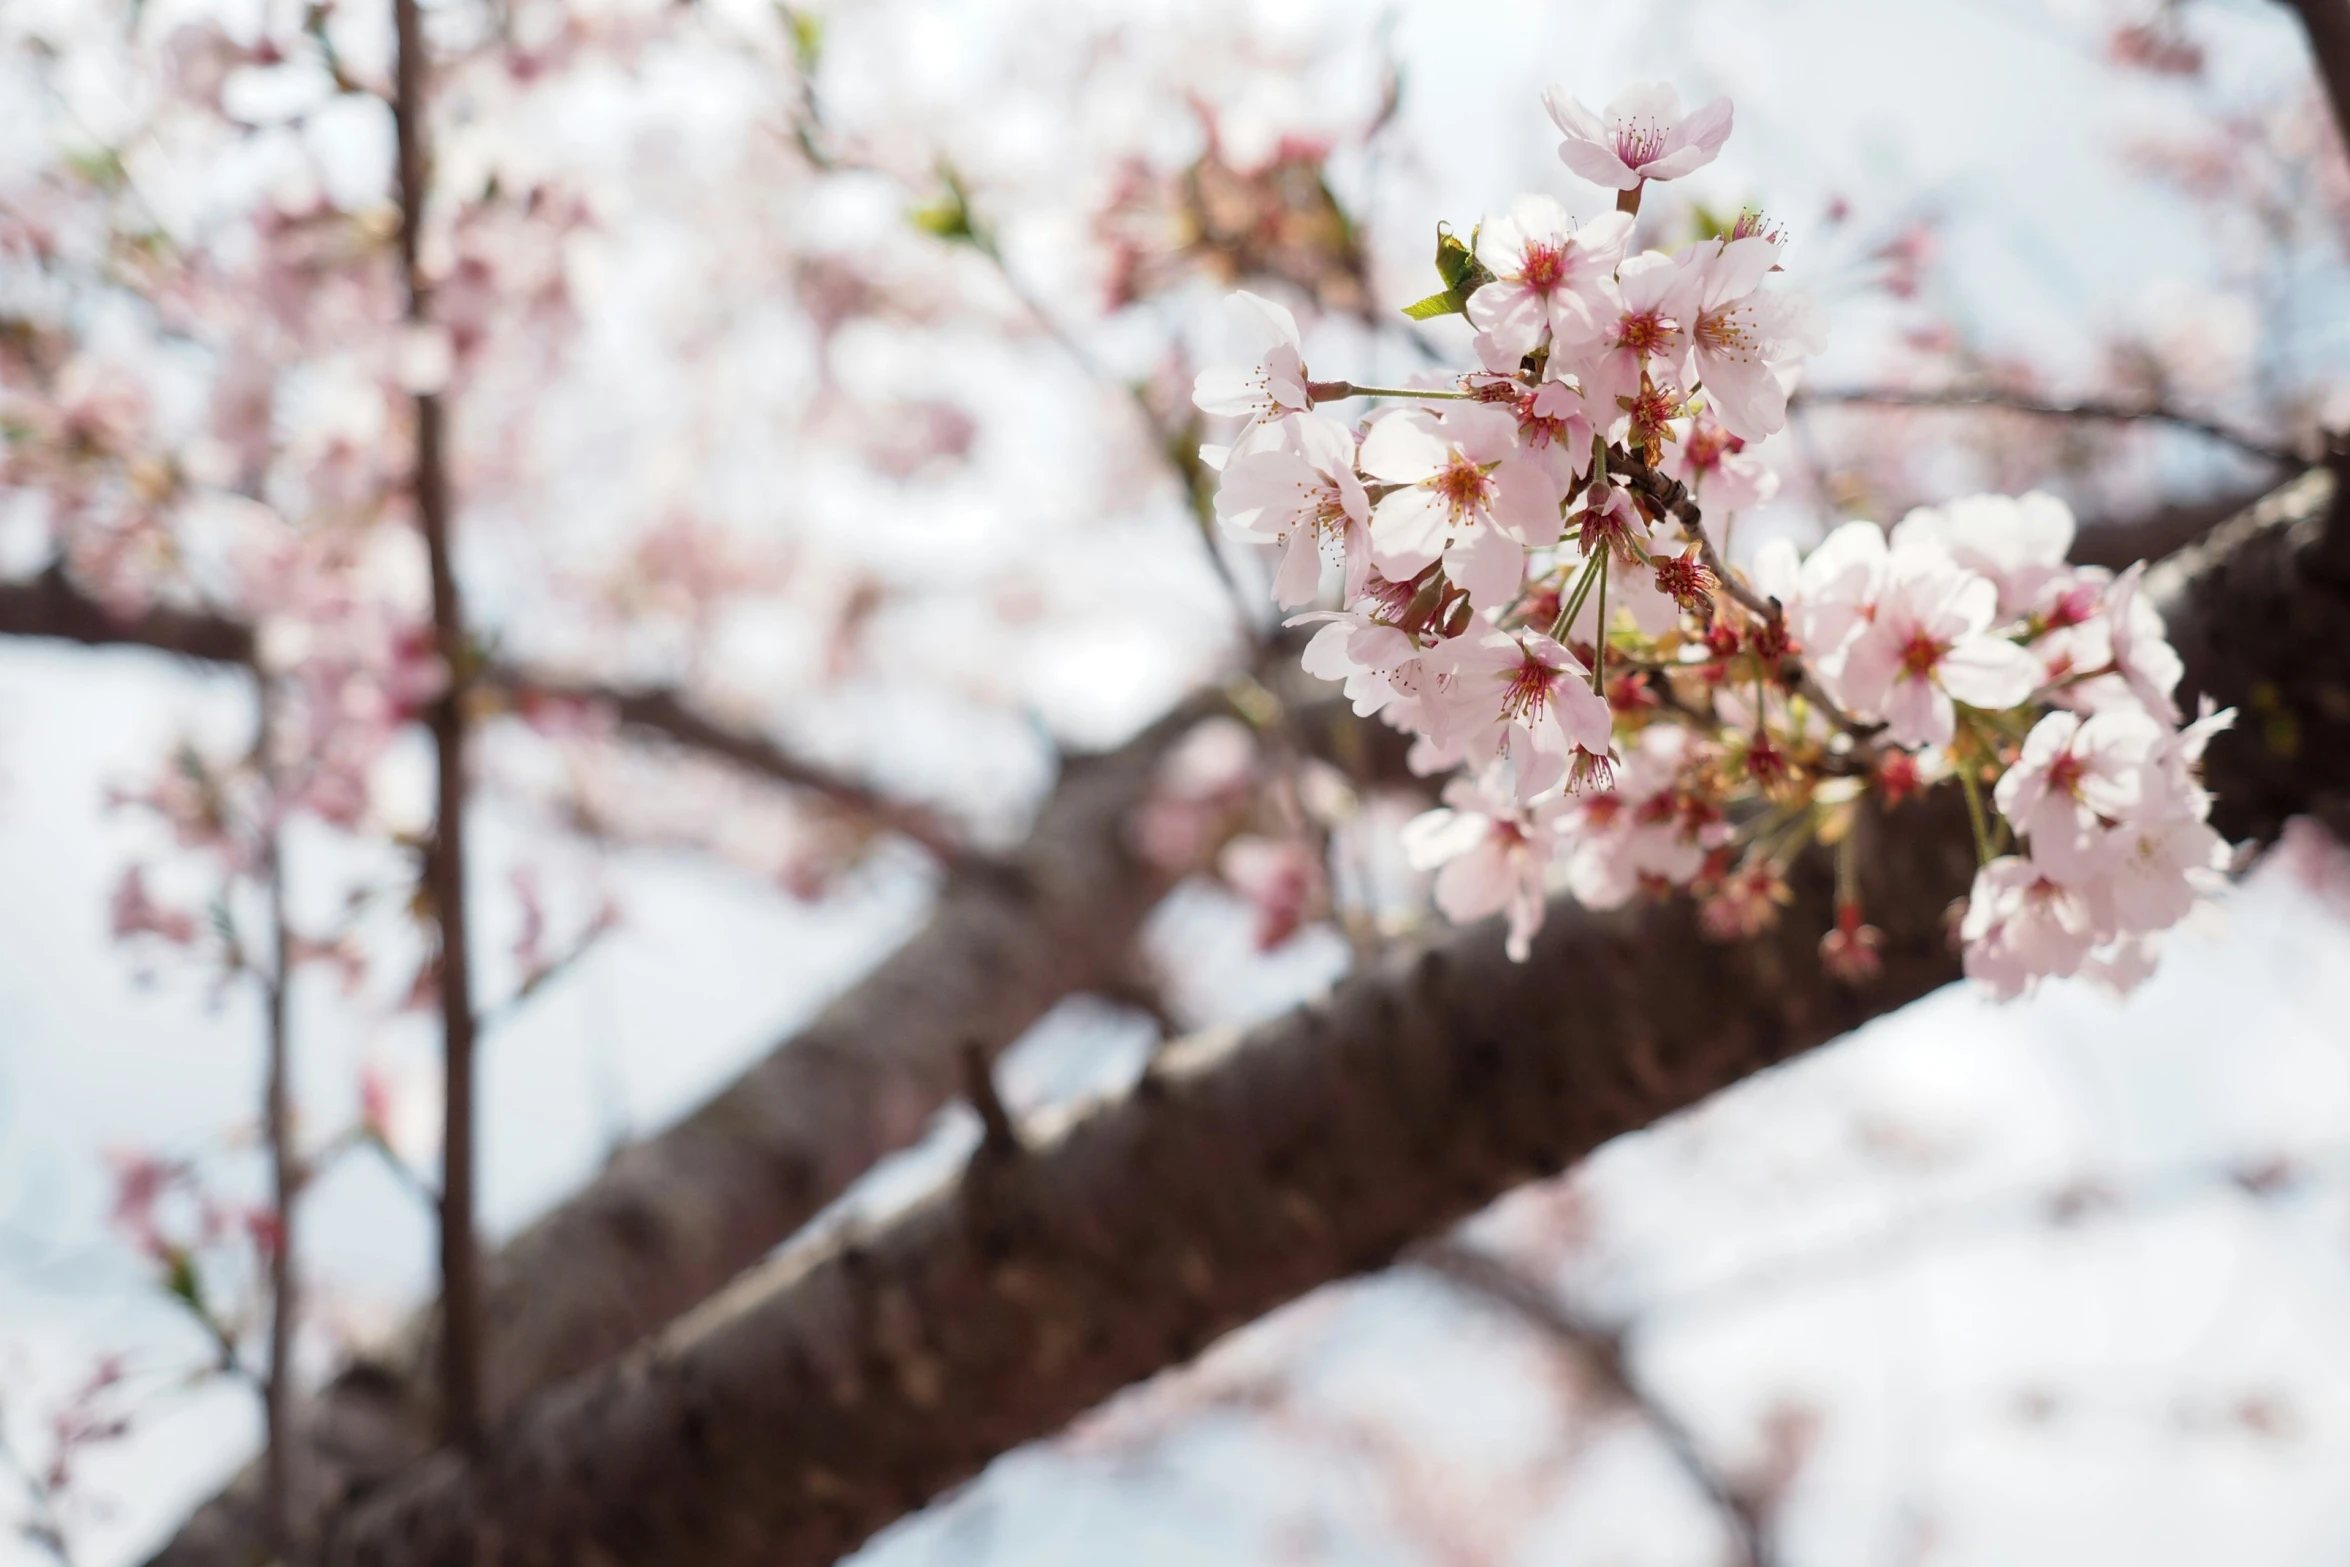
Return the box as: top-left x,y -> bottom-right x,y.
5,0 -> 2350,1562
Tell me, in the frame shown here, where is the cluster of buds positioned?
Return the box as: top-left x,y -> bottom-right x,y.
1196,84 -> 2231,992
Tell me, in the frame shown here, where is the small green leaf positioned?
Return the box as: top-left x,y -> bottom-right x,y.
162,1246 -> 204,1315
909,163 -> 984,247
777,5 -> 823,73
1432,222 -> 1491,295
1401,290 -> 1465,321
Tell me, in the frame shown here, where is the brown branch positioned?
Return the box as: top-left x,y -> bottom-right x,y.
390,0 -> 483,1452
2280,0 -> 2350,162
1409,1238 -> 1770,1567
487,671 -> 964,860
148,688 -> 1234,1567
255,692 -> 302,1558
313,466 -> 2350,1567
1798,386 -> 2304,468
0,567 -> 255,664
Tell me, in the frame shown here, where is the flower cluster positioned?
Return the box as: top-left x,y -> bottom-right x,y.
1196,84 -> 2231,992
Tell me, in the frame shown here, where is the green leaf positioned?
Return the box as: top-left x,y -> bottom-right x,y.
162,1246 -> 205,1316
1401,223 -> 1491,320
909,163 -> 984,246
1401,290 -> 1465,321
777,5 -> 823,73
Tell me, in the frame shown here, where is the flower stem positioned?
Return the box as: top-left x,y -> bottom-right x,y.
1308,380 -> 1475,404
1957,760 -> 1994,866
1589,557 -> 1610,694
1550,551 -> 1606,642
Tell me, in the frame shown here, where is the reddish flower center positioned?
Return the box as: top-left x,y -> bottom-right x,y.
1616,310 -> 1675,355
1431,454 -> 1494,518
1613,117 -> 1665,170
1899,630 -> 1947,679
1501,655 -> 1554,722
1519,241 -> 1567,294
2046,751 -> 2086,797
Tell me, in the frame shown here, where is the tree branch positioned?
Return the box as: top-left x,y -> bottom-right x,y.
148,687 -> 1236,1567
1409,1238 -> 1771,1567
1798,386 -> 2305,468
312,466 -> 2350,1567
0,567 -> 256,664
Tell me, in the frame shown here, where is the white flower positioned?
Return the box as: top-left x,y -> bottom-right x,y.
1828,542 -> 2043,748
1891,491 -> 2075,623
2103,560 -> 2185,724
1749,518 -> 1888,678
1359,404 -> 1564,610
1561,724 -> 1713,909
1992,708 -> 2164,877
1403,772 -> 1570,961
1960,854 -> 2098,998
1290,608 -> 1424,719
2093,811 -> 2229,934
1543,82 -> 1734,191
1465,199 -> 1632,362
1676,235 -> 1821,442
1215,413 -> 1370,607
1422,627 -> 1616,801
1556,250 -> 1690,416
1193,291 -> 1312,431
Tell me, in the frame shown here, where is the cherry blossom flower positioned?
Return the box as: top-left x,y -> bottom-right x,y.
1424,627 -> 1616,800
1992,708 -> 2164,875
1749,518 -> 1889,675
1827,544 -> 2043,747
1402,774 -> 1570,961
1662,414 -> 1777,513
1677,235 -> 1823,442
1543,82 -> 1734,192
1292,607 -> 1426,718
1961,855 -> 2099,998
1557,250 -> 1690,417
1561,725 -> 1712,908
1466,199 -> 1632,361
1215,413 -> 1371,606
1359,404 -> 1564,609
1192,290 -> 1313,432
2102,560 -> 2186,723
2094,810 -> 2229,934
1891,491 -> 2076,622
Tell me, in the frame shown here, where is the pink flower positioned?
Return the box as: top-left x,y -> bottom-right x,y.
2102,560 -> 2185,724
1992,708 -> 2164,876
1557,251 -> 1690,417
1543,82 -> 1734,191
1961,855 -> 2098,998
1193,290 -> 1312,431
1676,236 -> 1821,442
1401,774 -> 1569,961
1661,414 -> 1777,514
1359,404 -> 1563,609
1891,492 -> 2076,623
1218,834 -> 1324,950
1749,518 -> 1889,675
1422,628 -> 1616,801
2093,810 -> 2228,934
1215,413 -> 1371,607
1829,544 -> 2043,747
1465,199 -> 1632,361
1291,607 -> 1425,718
1560,724 -> 1712,908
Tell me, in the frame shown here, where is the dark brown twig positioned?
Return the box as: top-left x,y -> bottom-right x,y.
390,0 -> 482,1453
1411,1239 -> 1771,1567
1799,386 -> 2303,468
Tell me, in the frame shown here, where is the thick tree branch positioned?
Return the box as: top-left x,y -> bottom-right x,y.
0,567 -> 256,664
314,466 -> 2350,1567
149,687 -> 1233,1567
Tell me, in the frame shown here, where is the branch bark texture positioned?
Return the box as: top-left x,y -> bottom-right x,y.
150,691 -> 1230,1567
317,466 -> 2350,1567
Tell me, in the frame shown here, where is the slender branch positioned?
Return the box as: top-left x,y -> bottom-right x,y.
1409,1239 -> 1770,1567
1799,386 -> 2304,468
390,0 -> 482,1453
1305,379 -> 1474,403
255,687 -> 301,1559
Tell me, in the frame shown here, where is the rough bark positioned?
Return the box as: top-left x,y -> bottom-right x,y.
149,690 -> 1232,1567
318,469 -> 2350,1567
0,567 -> 256,664
312,465 -> 2350,1567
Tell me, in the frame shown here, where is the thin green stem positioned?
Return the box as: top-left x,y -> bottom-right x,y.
1957,762 -> 1994,866
1589,557 -> 1610,694
1308,380 -> 1475,404
1549,551 -> 1606,642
